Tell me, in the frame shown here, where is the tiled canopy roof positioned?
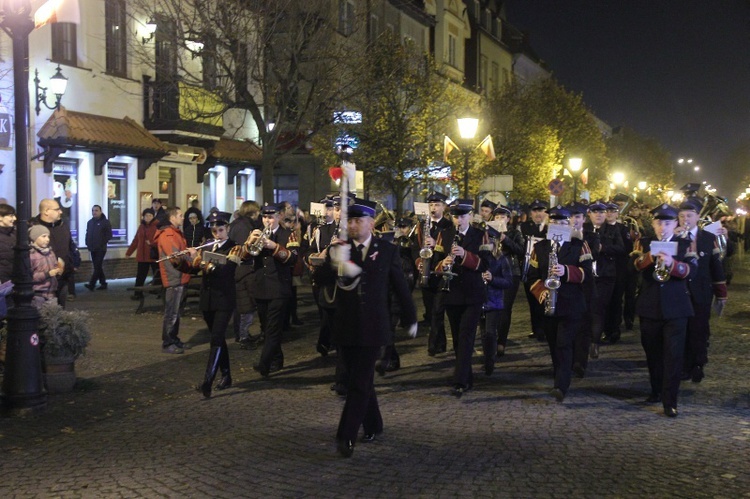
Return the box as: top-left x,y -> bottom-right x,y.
208,138 -> 262,165
37,107 -> 168,155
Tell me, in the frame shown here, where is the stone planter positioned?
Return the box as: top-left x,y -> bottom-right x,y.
44,354 -> 77,394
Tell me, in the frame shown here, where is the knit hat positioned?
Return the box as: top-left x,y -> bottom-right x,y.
29,224 -> 50,242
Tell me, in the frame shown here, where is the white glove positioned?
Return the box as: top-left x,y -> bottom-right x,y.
407,323 -> 418,338
338,260 -> 362,279
330,244 -> 351,265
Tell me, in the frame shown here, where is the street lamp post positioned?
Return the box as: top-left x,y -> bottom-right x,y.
457,117 -> 478,199
0,0 -> 48,414
568,157 -> 582,202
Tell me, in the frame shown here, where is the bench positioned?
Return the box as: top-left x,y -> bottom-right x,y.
127,277 -> 202,314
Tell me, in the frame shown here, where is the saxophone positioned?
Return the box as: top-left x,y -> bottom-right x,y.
543,241 -> 561,316
419,218 -> 433,287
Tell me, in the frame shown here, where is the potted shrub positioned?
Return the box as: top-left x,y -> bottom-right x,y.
38,301 -> 91,393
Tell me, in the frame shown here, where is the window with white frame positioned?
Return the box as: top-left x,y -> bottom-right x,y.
447,33 -> 457,67
105,0 -> 127,77
338,0 -> 355,36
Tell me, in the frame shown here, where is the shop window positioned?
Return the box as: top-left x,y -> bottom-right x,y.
107,163 -> 128,246
52,159 -> 79,239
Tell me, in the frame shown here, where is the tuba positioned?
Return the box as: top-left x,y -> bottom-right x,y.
699,193 -> 730,259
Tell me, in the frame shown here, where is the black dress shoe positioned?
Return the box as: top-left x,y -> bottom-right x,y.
197,381 -> 212,398
84,283 -> 95,291
253,364 -> 269,377
385,362 -> 400,372
484,363 -> 494,376
691,365 -> 704,383
375,362 -> 386,376
451,385 -> 468,398
664,406 -> 678,418
216,375 -> 232,390
361,432 -> 380,443
337,439 -> 354,457
427,349 -> 436,357
97,284 -> 108,290
645,393 -> 661,404
550,388 -> 565,402
316,343 -> 329,357
572,363 -> 585,379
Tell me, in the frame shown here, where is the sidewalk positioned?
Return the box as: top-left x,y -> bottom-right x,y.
1,256 -> 748,497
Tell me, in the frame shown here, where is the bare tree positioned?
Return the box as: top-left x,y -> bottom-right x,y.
129,0 -> 360,201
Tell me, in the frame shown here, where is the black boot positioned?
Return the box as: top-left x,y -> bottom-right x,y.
198,347 -> 222,398
216,347 -> 232,390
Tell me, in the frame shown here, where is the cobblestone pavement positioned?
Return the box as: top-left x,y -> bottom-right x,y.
1,255 -> 749,498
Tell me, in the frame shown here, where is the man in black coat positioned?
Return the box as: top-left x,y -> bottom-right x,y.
528,205 -> 593,402
438,199 -> 491,397
632,204 -> 697,417
413,191 -> 455,356
519,199 -> 549,341
492,205 -> 525,356
84,205 -> 113,291
317,198 -> 417,458
304,196 -> 338,357
677,199 -> 728,383
582,200 -> 625,362
246,203 -> 298,377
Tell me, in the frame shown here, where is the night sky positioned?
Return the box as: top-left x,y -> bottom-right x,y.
505,0 -> 750,196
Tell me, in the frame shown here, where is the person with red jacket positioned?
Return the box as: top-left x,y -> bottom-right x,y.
125,208 -> 160,300
155,207 -> 195,354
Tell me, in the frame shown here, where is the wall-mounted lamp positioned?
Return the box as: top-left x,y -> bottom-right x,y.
141,17 -> 157,44
34,64 -> 68,116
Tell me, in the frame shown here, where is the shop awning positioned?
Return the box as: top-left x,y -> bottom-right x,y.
198,138 -> 263,184
37,107 -> 169,178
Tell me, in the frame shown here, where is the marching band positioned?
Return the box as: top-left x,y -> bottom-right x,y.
159,183 -> 730,455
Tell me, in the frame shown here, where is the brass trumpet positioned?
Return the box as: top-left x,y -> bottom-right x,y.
247,226 -> 273,256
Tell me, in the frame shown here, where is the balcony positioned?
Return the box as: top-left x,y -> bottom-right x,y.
142,77 -> 225,145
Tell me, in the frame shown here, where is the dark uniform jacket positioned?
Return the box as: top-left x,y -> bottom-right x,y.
632,236 -> 697,320
414,217 -> 456,289
528,235 -> 593,317
198,239 -> 239,311
441,226 -> 491,306
247,226 -> 297,300
685,229 -> 727,306
499,228 -> 525,276
584,222 -> 625,278
318,236 -> 416,347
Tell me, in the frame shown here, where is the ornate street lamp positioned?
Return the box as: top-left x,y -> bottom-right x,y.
456,116 -> 478,198
568,157 -> 583,202
0,0 -> 47,414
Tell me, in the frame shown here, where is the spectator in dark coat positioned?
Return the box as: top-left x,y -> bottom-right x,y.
183,211 -> 206,247
0,203 -> 17,284
228,200 -> 262,345
84,205 -> 113,291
